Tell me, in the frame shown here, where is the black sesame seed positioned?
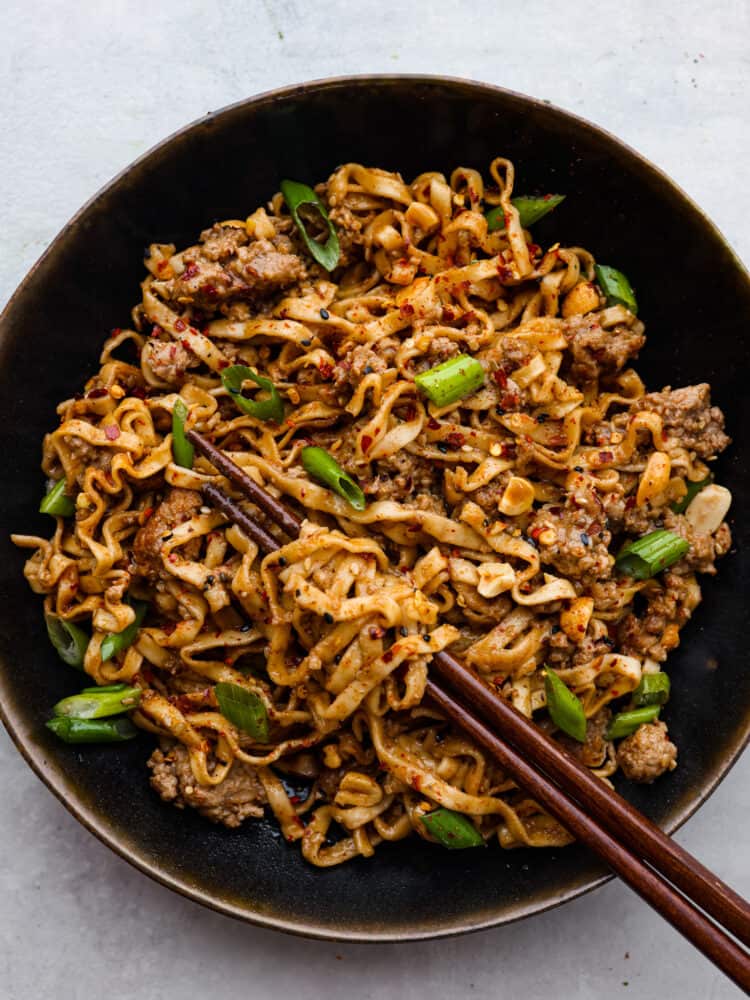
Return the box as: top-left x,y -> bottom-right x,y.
240,624 -> 251,633
536,413 -> 549,423
524,535 -> 538,549
319,308 -> 330,320
206,575 -> 215,586
334,653 -> 342,664
364,365 -> 374,374
437,442 -> 449,453
324,612 -> 334,624
495,406 -> 506,415
423,634 -> 431,643
580,532 -> 591,546
574,465 -> 584,473
278,557 -> 287,566
550,624 -> 561,634
301,338 -> 312,346
161,533 -> 173,541
400,626 -> 408,637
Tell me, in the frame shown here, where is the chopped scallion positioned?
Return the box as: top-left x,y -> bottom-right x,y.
671,475 -> 712,515
301,446 -> 366,511
222,365 -> 284,424
46,716 -> 138,744
615,530 -> 689,580
45,612 -> 89,669
100,599 -> 148,663
421,807 -> 484,849
544,669 -> 587,742
171,397 -> 194,468
414,354 -> 484,408
40,479 -> 75,517
52,684 -> 141,719
633,672 -> 670,707
280,179 -> 340,272
606,705 -> 661,740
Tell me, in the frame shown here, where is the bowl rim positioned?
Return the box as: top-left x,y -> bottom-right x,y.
1,73 -> 749,942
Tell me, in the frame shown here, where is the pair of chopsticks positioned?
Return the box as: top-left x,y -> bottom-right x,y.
187,429 -> 750,991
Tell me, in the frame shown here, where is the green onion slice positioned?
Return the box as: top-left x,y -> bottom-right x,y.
545,669 -> 587,743
280,178 -> 340,272
46,716 -> 138,744
171,398 -> 194,468
301,446 -> 366,511
414,354 -> 485,408
215,682 -> 269,741
606,705 -> 661,740
615,529 -> 689,580
52,684 -> 141,720
486,194 -> 565,232
421,807 -> 484,849
100,599 -> 148,663
221,365 -> 284,424
671,475 -> 712,515
40,479 -> 75,517
45,612 -> 89,670
594,264 -> 638,315
633,672 -> 671,707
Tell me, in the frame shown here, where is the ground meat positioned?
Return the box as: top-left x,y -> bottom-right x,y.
529,485 -> 613,584
161,226 -> 306,311
468,473 -> 512,514
546,628 -> 614,668
148,743 -> 267,828
661,510 -> 732,575
557,708 -> 612,767
563,315 -> 645,384
364,450 -> 442,507
412,336 -> 461,373
146,339 -> 199,383
328,204 -> 368,266
132,487 -> 202,578
617,569 -> 698,661
616,720 -> 677,783
630,383 -> 730,458
332,339 -> 398,391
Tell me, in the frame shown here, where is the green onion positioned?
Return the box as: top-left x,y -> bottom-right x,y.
40,479 -> 75,517
46,716 -> 138,744
80,683 -> 131,694
486,194 -> 565,232
45,612 -> 89,670
421,807 -> 484,849
414,354 -> 485,408
671,475 -> 712,515
301,446 -> 366,511
221,365 -> 284,424
615,530 -> 689,580
215,681 -> 269,741
606,705 -> 661,740
280,178 -> 340,272
100,599 -> 148,663
633,672 -> 671,707
52,684 -> 141,719
171,398 -> 194,468
544,669 -> 587,742
594,264 -> 638,315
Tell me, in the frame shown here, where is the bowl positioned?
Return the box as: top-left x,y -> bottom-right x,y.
1,75 -> 748,941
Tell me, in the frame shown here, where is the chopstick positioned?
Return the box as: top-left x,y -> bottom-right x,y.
187,429 -> 750,991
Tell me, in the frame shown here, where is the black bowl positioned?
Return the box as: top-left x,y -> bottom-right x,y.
1,76 -> 748,941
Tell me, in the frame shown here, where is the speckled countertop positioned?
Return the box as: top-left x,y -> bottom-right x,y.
1,2 -> 748,997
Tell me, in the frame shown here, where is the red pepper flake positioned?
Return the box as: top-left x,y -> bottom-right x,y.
162,622 -> 177,636
104,424 -> 120,441
174,318 -> 186,332
290,794 -> 302,805
500,391 -> 520,410
369,625 -> 384,640
181,339 -> 193,352
441,306 -> 455,322
493,675 -> 506,687
400,303 -> 415,316
492,369 -> 508,389
529,524 -> 544,540
527,243 -> 541,257
183,262 -> 199,280
318,361 -> 334,380
217,359 -> 230,370
87,387 -> 108,399
625,496 -> 637,510
130,385 -> 147,399
141,506 -> 154,521
361,434 -> 373,453
599,450 -> 614,463
611,690 -> 619,698
156,259 -> 168,272
383,649 -> 395,663
203,283 -> 218,299
497,263 -> 514,281
410,775 -> 422,791
588,522 -> 601,536
427,417 -> 440,430
446,431 -> 465,448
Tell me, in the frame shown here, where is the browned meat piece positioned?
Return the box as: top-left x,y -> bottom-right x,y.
630,383 -> 730,458
413,336 -> 461,373
557,708 -> 612,767
661,510 -> 732,575
617,569 -> 698,662
564,315 -> 645,384
132,487 -> 202,578
364,450 -> 442,507
148,743 -> 267,828
546,628 -> 614,668
146,339 -> 199,383
529,484 -> 613,584
616,720 -> 677,783
161,226 -> 306,311
332,339 -> 398,392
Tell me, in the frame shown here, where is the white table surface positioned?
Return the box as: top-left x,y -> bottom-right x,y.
1,2 -> 748,997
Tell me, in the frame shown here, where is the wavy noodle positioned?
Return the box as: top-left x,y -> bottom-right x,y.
12,155 -> 731,866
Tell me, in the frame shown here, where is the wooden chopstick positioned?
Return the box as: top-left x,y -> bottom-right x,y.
189,431 -> 750,991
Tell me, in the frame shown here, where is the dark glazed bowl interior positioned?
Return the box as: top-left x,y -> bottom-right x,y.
1,76 -> 748,941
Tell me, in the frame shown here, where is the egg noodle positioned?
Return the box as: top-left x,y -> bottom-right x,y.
12,157 -> 731,865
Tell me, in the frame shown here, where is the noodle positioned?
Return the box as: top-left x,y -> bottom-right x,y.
12,157 -> 732,863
